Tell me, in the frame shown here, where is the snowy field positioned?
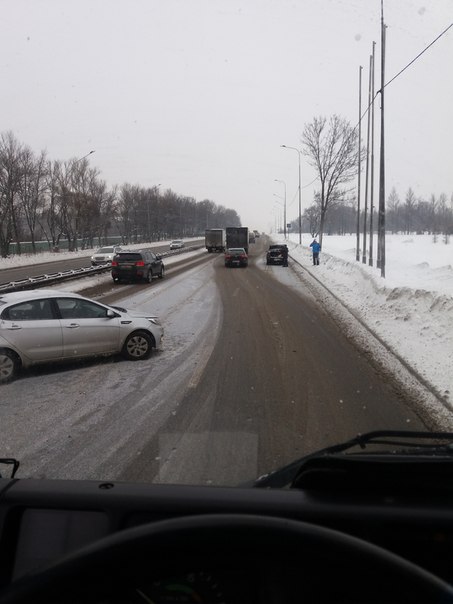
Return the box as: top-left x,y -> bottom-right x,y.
1,233 -> 452,415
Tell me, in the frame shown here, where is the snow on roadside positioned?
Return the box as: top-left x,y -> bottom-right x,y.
284,233 -> 453,412
0,238 -> 202,269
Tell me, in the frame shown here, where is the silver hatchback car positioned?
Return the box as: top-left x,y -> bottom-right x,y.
0,290 -> 163,382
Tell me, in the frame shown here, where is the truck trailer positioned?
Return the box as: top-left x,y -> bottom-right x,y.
225,227 -> 249,253
205,229 -> 225,252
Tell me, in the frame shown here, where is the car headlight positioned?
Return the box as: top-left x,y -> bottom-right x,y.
148,317 -> 161,326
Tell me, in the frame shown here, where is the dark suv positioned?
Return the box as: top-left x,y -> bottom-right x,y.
111,250 -> 165,283
266,244 -> 288,266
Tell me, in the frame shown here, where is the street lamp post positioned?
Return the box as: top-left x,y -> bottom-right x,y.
274,179 -> 287,239
273,197 -> 284,235
271,207 -> 281,234
280,145 -> 302,244
75,150 -> 95,164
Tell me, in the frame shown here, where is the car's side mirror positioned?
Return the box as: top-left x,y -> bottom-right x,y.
106,309 -> 119,318
156,255 -> 161,261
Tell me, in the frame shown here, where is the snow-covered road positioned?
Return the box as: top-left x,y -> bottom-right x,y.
0,254 -> 221,480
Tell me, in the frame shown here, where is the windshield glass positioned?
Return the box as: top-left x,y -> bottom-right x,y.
115,253 -> 142,260
0,0 -> 452,488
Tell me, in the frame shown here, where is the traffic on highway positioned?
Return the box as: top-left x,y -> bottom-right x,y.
1,1 -> 452,602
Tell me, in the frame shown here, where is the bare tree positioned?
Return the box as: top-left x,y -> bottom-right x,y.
115,183 -> 140,244
386,187 -> 401,233
39,159 -> 66,250
0,132 -> 24,256
96,184 -> 117,246
17,148 -> 48,253
303,203 -> 321,237
301,115 -> 362,245
403,188 -> 417,234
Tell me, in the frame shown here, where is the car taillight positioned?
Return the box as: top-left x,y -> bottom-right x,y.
135,261 -> 145,266
225,255 -> 231,260
111,260 -> 118,267
240,254 -> 247,259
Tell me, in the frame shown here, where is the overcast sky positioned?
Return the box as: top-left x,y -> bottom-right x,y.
1,0 -> 452,232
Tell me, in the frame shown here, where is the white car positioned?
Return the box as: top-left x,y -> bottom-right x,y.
169,240 -> 185,250
0,289 -> 163,382
90,245 -> 122,266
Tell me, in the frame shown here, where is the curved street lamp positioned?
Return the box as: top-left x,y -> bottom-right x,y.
280,145 -> 302,244
75,150 -> 95,163
274,179 -> 287,239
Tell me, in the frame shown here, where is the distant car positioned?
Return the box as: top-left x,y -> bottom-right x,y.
266,244 -> 288,266
0,290 -> 164,382
90,245 -> 122,266
169,240 -> 185,250
111,250 -> 164,283
225,247 -> 248,268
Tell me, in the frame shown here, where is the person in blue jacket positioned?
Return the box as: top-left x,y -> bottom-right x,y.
310,238 -> 321,265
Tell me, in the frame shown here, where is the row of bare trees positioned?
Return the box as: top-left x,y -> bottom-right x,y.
293,187 -> 453,238
0,131 -> 241,257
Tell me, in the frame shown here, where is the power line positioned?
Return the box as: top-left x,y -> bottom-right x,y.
358,21 -> 453,131
302,176 -> 319,190
294,21 -> 452,207
383,22 -> 453,90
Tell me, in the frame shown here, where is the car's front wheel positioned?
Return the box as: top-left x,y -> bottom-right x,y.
0,349 -> 20,383
122,331 -> 154,360
158,266 -> 165,279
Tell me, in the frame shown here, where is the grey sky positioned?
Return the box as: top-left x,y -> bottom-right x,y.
1,0 -> 452,232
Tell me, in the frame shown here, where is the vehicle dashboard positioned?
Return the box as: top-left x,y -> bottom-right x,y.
1,476 -> 453,602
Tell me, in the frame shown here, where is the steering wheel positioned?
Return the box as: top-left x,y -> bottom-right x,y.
1,514 -> 452,603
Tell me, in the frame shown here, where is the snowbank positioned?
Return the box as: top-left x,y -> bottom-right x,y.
286,233 -> 453,408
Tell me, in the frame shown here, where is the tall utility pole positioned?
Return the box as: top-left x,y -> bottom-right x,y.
280,145 -> 302,244
377,2 -> 386,277
369,42 -> 376,266
356,66 -> 362,262
274,179 -> 287,239
362,55 -> 373,264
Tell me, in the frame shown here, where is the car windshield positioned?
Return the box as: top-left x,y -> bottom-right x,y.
115,253 -> 142,260
0,0 -> 452,493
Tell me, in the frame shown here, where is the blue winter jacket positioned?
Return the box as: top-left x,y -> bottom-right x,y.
310,241 -> 321,253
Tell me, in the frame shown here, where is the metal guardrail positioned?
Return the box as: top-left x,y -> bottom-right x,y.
0,245 -> 204,294
0,265 -> 112,294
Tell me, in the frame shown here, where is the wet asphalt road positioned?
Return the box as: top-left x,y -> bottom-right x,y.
120,237 -> 427,485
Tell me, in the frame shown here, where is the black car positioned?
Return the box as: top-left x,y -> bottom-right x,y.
224,247 -> 248,267
111,250 -> 165,283
266,244 -> 288,266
